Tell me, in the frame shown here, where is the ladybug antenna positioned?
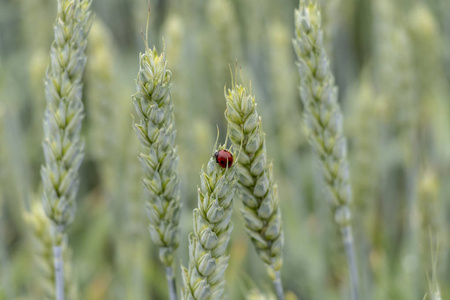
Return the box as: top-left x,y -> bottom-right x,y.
212,125 -> 220,156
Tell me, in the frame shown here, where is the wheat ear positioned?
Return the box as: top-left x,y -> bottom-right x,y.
40,1 -> 92,299
132,45 -> 181,300
293,1 -> 358,299
225,83 -> 285,300
181,145 -> 237,300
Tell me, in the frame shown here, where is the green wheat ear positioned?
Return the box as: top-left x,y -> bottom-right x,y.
132,42 -> 181,300
40,1 -> 92,299
225,81 -> 285,299
181,145 -> 237,300
293,0 -> 358,299
133,45 -> 181,266
41,0 -> 92,235
294,0 -> 351,236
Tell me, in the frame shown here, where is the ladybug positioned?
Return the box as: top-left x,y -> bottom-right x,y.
214,149 -> 234,168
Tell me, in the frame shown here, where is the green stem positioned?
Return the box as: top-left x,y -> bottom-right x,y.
53,243 -> 65,300
273,270 -> 285,300
341,225 -> 359,300
165,266 -> 177,300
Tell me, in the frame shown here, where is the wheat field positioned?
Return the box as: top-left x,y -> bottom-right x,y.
0,0 -> 449,299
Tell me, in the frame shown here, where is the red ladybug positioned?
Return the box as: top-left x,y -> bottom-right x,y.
214,150 -> 234,168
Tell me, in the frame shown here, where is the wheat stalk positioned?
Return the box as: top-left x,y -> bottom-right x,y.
293,1 -> 358,299
132,45 -> 181,300
181,145 -> 237,300
24,201 -> 77,300
225,82 -> 285,300
40,1 -> 92,299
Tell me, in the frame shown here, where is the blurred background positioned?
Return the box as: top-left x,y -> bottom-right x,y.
0,0 -> 449,299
